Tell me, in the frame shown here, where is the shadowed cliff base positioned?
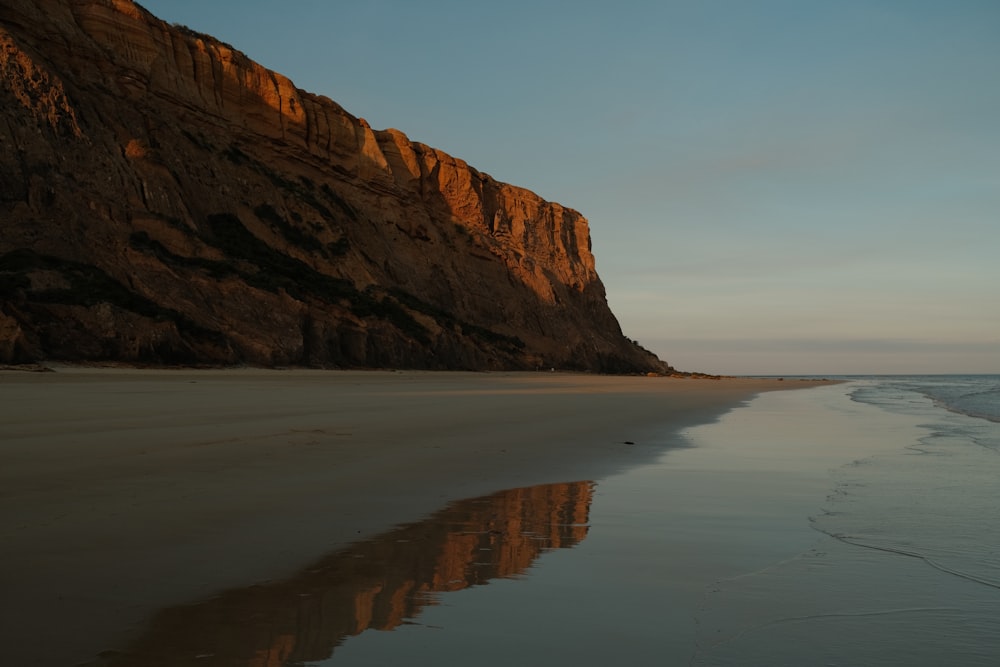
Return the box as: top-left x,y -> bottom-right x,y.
83,481 -> 594,667
0,0 -> 667,374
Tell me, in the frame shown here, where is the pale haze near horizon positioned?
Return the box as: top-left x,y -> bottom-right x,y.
139,0 -> 999,375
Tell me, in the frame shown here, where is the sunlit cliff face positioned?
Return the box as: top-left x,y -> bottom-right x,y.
91,481 -> 594,667
1,0 -> 667,372
53,0 -> 599,294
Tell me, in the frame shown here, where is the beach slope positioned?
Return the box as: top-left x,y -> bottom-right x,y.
0,368 -> 827,665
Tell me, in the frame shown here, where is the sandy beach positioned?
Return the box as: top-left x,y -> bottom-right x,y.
0,368 -> 828,666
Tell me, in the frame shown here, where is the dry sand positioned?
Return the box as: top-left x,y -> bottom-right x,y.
0,367 -> 829,665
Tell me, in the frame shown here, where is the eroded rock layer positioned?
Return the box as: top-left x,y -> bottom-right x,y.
0,0 -> 668,372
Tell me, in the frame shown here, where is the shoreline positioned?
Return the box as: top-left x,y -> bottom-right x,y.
0,368 -> 833,665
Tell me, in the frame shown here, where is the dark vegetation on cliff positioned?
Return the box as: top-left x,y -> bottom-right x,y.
0,0 -> 670,373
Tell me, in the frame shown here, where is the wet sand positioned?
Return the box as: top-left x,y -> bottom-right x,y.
0,367 -> 828,666
327,382 -> 969,667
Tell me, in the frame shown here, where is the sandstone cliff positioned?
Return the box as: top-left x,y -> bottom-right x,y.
0,0 -> 668,373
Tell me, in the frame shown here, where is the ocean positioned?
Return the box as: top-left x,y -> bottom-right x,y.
85,376 -> 1000,666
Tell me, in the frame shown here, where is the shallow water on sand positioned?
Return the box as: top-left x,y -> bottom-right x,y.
91,380 -> 1000,666
83,482 -> 595,667
696,378 -> 1000,665
334,381 -> 1000,666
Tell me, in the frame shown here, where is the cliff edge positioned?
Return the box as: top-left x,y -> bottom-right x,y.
0,0 -> 669,373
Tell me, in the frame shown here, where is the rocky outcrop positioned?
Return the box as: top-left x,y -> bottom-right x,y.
0,0 -> 669,372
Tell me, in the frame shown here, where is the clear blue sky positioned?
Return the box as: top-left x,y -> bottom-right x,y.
139,0 -> 999,375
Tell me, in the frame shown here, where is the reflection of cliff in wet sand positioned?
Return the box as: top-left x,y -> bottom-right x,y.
93,481 -> 594,667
